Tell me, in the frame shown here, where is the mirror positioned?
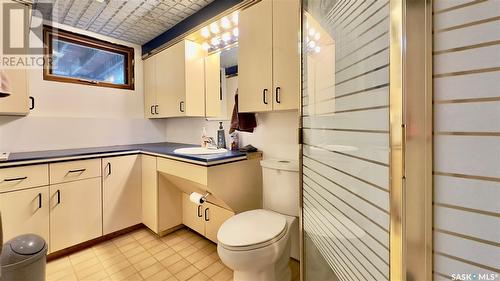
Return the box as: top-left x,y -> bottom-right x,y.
207,46 -> 238,121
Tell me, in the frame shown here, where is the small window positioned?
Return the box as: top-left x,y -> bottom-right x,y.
43,26 -> 134,90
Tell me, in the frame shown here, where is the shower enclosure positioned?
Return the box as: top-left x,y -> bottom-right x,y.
301,0 -> 500,280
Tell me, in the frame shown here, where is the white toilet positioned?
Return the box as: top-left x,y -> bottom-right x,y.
217,159 -> 299,281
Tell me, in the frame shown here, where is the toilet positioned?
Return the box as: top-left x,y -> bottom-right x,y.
217,159 -> 299,281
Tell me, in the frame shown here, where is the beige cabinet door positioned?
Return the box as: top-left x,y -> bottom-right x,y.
184,40 -> 206,117
0,186 -> 50,245
49,178 -> 102,252
272,0 -> 300,111
102,155 -> 142,235
156,42 -> 186,118
182,193 -> 205,235
238,0 -> 273,113
144,56 -> 157,118
205,52 -> 222,118
142,155 -> 158,233
0,1 -> 29,115
204,202 -> 234,243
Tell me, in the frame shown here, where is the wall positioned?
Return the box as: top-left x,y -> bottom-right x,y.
0,20 -> 167,152
165,110 -> 299,161
433,1 -> 500,279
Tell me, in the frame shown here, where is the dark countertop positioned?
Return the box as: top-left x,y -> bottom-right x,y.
1,142 -> 248,167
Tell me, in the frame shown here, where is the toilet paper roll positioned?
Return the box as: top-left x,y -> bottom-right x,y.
190,192 -> 206,205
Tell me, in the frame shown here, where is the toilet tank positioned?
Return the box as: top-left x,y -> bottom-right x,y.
261,159 -> 300,217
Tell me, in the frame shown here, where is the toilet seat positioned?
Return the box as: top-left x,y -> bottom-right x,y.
218,209 -> 288,251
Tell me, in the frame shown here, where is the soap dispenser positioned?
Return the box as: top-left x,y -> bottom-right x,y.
217,122 -> 227,149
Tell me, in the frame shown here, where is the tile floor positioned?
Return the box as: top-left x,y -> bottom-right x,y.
46,227 -> 300,281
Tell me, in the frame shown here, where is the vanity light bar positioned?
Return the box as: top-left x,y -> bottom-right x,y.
199,12 -> 239,52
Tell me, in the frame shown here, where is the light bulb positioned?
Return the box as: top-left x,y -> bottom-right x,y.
308,28 -> 315,37
231,12 -> 238,24
222,32 -> 231,42
211,37 -> 221,46
210,23 -> 220,34
201,27 -> 210,38
308,40 -> 316,49
314,32 -> 320,40
232,27 -> 239,37
315,46 -> 321,53
220,17 -> 231,29
202,42 -> 210,50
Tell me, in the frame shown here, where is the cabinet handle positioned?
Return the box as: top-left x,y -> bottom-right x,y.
197,205 -> 203,218
106,162 -> 112,176
29,96 -> 35,110
154,105 -> 159,115
67,168 -> 86,174
204,207 -> 210,222
37,193 -> 42,209
56,190 -> 61,204
263,89 -> 268,104
275,87 -> 281,104
180,101 -> 185,112
3,176 -> 27,182
150,105 -> 154,115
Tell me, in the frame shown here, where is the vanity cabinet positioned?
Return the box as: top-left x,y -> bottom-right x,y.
0,186 -> 50,245
102,155 -> 142,235
238,0 -> 300,112
182,193 -> 234,243
49,177 -> 102,252
0,0 -> 30,116
144,40 -> 206,118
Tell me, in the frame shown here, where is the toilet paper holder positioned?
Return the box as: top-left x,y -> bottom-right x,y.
190,191 -> 210,204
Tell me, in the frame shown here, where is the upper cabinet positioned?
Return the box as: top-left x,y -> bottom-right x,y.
238,0 -> 300,112
144,40 -> 206,118
205,52 -> 222,118
0,0 -> 30,115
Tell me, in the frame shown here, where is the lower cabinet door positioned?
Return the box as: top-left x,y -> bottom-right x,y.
49,178 -> 102,252
102,155 -> 142,235
182,193 -> 205,235
0,186 -> 50,245
204,202 -> 234,243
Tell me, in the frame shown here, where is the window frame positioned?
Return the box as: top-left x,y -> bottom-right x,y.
43,25 -> 135,90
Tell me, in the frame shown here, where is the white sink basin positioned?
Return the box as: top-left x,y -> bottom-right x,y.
173,147 -> 228,155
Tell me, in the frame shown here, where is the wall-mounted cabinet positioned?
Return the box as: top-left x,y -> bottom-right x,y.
238,0 -> 300,112
144,40 -> 206,118
205,52 -> 222,118
0,0 -> 30,115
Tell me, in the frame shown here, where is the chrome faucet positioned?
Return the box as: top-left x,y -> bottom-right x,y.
202,136 -> 217,148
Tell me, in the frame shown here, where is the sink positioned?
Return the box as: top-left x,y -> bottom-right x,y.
173,147 -> 228,155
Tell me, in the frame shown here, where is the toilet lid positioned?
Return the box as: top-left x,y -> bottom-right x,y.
217,209 -> 287,248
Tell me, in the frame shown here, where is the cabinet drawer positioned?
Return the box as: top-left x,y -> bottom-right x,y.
0,164 -> 49,193
50,159 -> 101,184
157,157 -> 207,186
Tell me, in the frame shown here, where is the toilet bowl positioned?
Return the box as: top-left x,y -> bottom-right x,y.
218,209 -> 297,281
216,159 -> 299,281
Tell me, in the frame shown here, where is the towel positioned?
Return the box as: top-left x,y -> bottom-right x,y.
229,90 -> 257,133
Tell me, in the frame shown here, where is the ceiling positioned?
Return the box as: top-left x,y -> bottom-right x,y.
33,0 -> 214,45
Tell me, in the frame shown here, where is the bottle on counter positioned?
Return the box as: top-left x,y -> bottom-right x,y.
230,131 -> 239,151
217,122 -> 226,149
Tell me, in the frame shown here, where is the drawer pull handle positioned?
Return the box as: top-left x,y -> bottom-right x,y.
197,205 -> 203,218
38,193 -> 42,209
204,208 -> 210,222
275,87 -> 281,104
3,176 -> 28,182
106,162 -> 112,176
56,190 -> 61,204
67,168 -> 86,174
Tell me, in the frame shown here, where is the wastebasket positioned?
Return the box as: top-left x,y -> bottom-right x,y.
1,234 -> 47,281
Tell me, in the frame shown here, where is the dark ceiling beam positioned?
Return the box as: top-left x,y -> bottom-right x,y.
141,0 -> 242,56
